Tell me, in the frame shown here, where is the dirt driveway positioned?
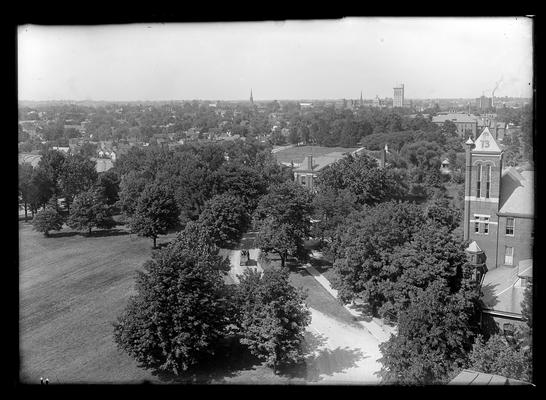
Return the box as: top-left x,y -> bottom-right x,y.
303,307 -> 382,384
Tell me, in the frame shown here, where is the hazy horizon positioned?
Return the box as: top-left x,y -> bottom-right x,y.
18,18 -> 534,102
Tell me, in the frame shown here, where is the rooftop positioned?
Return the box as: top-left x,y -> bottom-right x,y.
294,154 -> 347,172
481,259 -> 532,316
499,168 -> 534,216
449,369 -> 531,385
432,113 -> 479,124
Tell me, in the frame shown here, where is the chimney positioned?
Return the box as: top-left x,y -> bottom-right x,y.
307,154 -> 313,170
380,144 -> 387,168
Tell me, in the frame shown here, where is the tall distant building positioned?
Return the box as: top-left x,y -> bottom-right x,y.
476,95 -> 492,112
393,84 -> 404,108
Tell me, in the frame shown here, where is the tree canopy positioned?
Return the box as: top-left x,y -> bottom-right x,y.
129,183 -> 180,248
113,242 -> 233,375
67,188 -> 116,234
253,182 -> 313,267
235,268 -> 311,371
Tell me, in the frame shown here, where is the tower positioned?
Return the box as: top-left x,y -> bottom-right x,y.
465,241 -> 488,289
360,90 -> 363,107
250,89 -> 254,106
463,127 -> 504,271
393,84 -> 404,108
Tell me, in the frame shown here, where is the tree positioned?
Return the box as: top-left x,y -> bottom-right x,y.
211,161 -> 268,212
36,149 -> 66,197
198,194 -> 249,247
67,188 -> 116,234
424,198 -> 461,233
468,335 -> 531,382
253,182 -> 313,267
19,162 -> 34,221
311,187 -> 358,244
129,183 -> 180,248
236,268 -> 311,372
329,201 -> 426,308
377,223 -> 476,320
96,169 -> 121,206
79,142 -> 98,158
117,171 -> 149,218
113,243 -> 233,375
288,128 -> 300,145
169,221 -> 230,271
315,153 -> 408,206
59,154 -> 98,212
378,281 -> 477,384
32,200 -> 64,236
28,168 -> 55,214
442,120 -> 458,136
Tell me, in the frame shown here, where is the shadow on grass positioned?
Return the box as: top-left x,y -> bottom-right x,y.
85,228 -> 131,238
348,302 -> 375,323
150,337 -> 263,384
279,331 -> 366,382
45,231 -> 81,238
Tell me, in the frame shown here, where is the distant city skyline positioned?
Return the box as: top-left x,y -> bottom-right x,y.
18,18 -> 533,101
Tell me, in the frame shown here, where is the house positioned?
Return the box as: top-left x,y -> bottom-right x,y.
432,113 -> 479,138
293,146 -> 388,190
462,127 -> 534,331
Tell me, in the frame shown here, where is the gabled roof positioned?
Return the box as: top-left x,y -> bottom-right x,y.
466,241 -> 482,253
473,127 -> 502,153
499,168 -> 534,216
294,154 -> 346,172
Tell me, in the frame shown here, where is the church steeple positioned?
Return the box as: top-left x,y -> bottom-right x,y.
250,89 -> 254,106
359,90 -> 363,106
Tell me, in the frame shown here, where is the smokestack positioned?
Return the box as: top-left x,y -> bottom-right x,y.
380,145 -> 387,168
308,154 -> 313,170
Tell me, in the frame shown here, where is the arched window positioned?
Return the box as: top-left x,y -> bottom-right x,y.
476,163 -> 482,198
485,165 -> 491,198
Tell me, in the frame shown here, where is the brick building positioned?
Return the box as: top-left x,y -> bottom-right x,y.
293,146 -> 388,190
463,127 -> 534,327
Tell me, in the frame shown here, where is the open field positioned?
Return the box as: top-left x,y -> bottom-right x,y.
272,146 -> 359,164
20,224 -> 378,384
19,222 -> 178,384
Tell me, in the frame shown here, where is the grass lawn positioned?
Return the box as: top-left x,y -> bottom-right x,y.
19,223 -> 306,384
272,145 -> 359,164
19,221 -> 180,384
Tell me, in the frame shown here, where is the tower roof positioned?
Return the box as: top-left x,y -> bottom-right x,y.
472,127 -> 502,153
466,241 -> 482,253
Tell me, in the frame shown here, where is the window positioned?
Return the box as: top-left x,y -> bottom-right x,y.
476,164 -> 482,197
474,221 -> 480,233
506,217 -> 515,236
485,165 -> 491,198
483,217 -> 489,234
504,246 -> 514,266
300,175 -> 306,185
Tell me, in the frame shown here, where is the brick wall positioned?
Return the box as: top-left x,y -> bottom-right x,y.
496,216 -> 534,267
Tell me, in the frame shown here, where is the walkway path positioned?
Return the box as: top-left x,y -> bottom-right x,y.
302,252 -> 396,343
227,249 -> 264,284
304,307 -> 382,384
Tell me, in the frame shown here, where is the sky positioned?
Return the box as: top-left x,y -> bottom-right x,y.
17,17 -> 534,101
